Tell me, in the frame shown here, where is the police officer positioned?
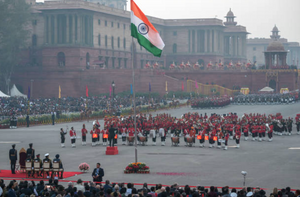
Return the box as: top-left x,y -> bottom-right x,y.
53,154 -> 64,179
26,143 -> 35,160
9,144 -> 18,174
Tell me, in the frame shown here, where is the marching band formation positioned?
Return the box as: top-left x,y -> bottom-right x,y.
190,97 -> 231,109
61,112 -> 300,150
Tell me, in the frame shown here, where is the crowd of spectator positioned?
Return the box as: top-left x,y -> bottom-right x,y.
0,179 -> 299,197
0,96 -> 163,118
233,93 -> 299,105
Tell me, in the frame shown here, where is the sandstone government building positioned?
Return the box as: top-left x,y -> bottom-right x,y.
11,0 -> 300,97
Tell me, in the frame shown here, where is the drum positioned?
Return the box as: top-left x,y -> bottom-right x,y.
171,137 -> 179,143
139,136 -> 146,142
186,137 -> 194,143
127,136 -> 135,142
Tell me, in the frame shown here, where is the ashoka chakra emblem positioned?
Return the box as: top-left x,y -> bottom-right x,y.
138,23 -> 149,35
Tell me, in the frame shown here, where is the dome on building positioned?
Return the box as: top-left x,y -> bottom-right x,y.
272,25 -> 279,32
267,41 -> 285,52
226,8 -> 235,17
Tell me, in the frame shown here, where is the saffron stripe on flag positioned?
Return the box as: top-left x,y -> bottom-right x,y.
130,0 -> 158,33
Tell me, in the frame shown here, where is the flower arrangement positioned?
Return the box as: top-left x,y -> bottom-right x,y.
124,162 -> 150,174
78,162 -> 90,172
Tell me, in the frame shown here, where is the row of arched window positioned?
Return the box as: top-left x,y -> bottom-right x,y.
98,35 -> 126,49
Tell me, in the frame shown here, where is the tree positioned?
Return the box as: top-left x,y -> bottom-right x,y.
0,0 -> 31,94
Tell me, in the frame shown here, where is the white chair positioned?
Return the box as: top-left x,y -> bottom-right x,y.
43,161 -> 51,178
52,162 -> 63,179
25,161 -> 32,178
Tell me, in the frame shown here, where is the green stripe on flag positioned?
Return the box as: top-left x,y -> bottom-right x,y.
131,24 -> 162,57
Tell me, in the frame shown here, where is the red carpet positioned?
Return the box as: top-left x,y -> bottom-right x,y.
0,170 -> 83,179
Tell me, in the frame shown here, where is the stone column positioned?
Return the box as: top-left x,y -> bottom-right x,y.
54,15 -> 57,44
90,16 -> 94,46
57,15 -> 60,44
236,36 -> 239,56
194,29 -> 197,53
66,14 -> 69,44
48,15 -> 52,44
73,14 -> 76,44
44,15 -> 47,44
211,29 -> 216,52
210,30 -> 213,53
77,15 -> 82,44
237,36 -> 240,56
82,15 -> 85,45
204,29 -> 207,53
231,36 -> 235,56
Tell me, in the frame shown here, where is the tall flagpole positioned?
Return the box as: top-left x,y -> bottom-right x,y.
131,37 -> 138,163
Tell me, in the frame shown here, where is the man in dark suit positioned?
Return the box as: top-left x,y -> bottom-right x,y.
9,144 -> 17,174
108,125 -> 116,147
92,163 -> 104,184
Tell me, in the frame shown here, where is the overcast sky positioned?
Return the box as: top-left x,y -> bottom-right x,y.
39,0 -> 300,43
131,0 -> 300,43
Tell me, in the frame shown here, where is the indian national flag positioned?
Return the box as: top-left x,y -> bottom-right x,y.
131,0 -> 165,57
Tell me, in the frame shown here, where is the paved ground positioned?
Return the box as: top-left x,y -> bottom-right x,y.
1,103 -> 300,191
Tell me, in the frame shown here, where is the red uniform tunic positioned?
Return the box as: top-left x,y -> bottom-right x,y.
128,128 -> 135,137
243,125 -> 249,133
70,130 -> 76,138
268,125 -> 273,133
121,127 -> 127,136
224,133 -> 229,141
90,129 -> 97,139
235,130 -> 241,139
81,128 -> 87,136
189,129 -> 196,138
101,129 -> 109,139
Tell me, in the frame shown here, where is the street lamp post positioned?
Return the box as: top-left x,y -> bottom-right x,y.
112,81 -> 115,99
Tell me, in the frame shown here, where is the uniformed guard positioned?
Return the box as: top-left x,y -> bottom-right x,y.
296,116 -> 300,135
60,128 -> 66,148
81,124 -> 88,146
43,153 -> 52,178
9,144 -> 17,174
26,143 -> 35,160
53,154 -> 64,179
69,127 -> 77,148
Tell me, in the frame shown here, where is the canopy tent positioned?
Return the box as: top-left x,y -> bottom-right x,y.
240,87 -> 250,95
0,90 -> 10,97
259,86 -> 274,92
10,84 -> 27,98
280,88 -> 289,94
